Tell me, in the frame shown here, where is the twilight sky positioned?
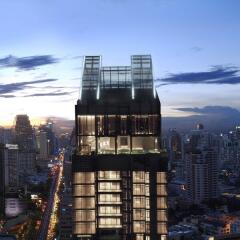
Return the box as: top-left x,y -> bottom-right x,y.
0,0 -> 240,126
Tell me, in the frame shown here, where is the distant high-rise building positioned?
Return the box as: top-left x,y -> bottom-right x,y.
15,115 -> 35,151
15,115 -> 36,177
39,120 -> 57,156
72,55 -> 168,240
36,131 -> 48,158
184,125 -> 218,204
0,144 -> 6,217
0,128 -> 14,144
60,151 -> 72,240
185,149 -> 218,204
4,144 -> 19,192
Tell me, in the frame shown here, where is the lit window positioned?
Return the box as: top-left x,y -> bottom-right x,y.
133,197 -> 145,208
98,206 -> 121,216
156,172 -> 167,184
98,194 -> 121,204
73,185 -> 95,196
157,223 -> 167,234
73,222 -> 95,234
77,115 -> 95,135
157,184 -> 167,196
73,172 -> 95,184
157,197 -> 167,209
157,210 -> 167,221
133,184 -> 145,195
133,222 -> 145,233
98,182 -> 121,192
74,210 -> 95,221
98,171 -> 120,180
98,137 -> 115,154
133,209 -> 145,220
73,197 -> 95,209
98,218 -> 121,228
133,171 -> 145,183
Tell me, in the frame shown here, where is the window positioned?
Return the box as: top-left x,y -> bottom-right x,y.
98,182 -> 121,192
96,116 -> 104,135
133,222 -> 145,233
133,184 -> 146,195
132,137 -> 159,153
74,210 -> 95,221
117,136 -> 130,154
157,223 -> 167,234
74,197 -> 95,209
73,222 -> 95,234
98,137 -> 115,154
133,171 -> 145,183
98,194 -> 121,204
78,136 -> 96,155
120,116 -> 128,134
73,185 -> 95,196
157,172 -> 167,184
157,197 -> 167,209
107,115 -> 116,135
133,197 -> 145,208
98,171 -> 120,180
133,209 -> 145,220
78,116 -> 95,135
157,185 -> 167,196
73,172 -> 95,184
98,218 -> 121,228
98,206 -> 121,216
157,210 -> 167,222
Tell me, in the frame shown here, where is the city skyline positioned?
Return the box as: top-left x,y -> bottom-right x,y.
1,0 -> 240,126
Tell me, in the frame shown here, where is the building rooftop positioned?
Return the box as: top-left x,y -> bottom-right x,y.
79,55 -> 156,100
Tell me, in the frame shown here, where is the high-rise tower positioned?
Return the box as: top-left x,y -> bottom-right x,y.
15,114 -> 36,178
72,55 -> 168,240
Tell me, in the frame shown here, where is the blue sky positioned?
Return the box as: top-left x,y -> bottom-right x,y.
0,0 -> 240,125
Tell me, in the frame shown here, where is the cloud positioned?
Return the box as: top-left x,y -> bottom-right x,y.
175,106 -> 240,116
24,91 -> 74,97
0,55 -> 58,70
156,66 -> 240,87
0,94 -> 16,98
0,79 -> 57,94
191,46 -> 203,52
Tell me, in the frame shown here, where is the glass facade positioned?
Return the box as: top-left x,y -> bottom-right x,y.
73,55 -> 167,240
76,114 -> 160,155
